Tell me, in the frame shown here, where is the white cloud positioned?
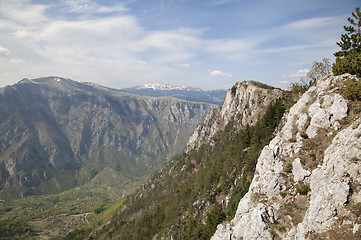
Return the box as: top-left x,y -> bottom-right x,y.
205,39 -> 256,54
174,63 -> 190,68
279,80 -> 290,84
9,58 -> 26,64
282,16 -> 343,30
0,0 -> 350,90
283,68 -> 309,78
0,46 -> 10,56
209,0 -> 236,6
210,70 -> 232,78
64,0 -> 127,14
0,0 -> 49,25
65,0 -> 95,13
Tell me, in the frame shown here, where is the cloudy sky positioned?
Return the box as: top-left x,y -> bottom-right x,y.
0,0 -> 359,90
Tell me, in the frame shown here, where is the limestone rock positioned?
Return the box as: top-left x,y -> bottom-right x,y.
295,118 -> 361,238
212,74 -> 360,240
292,158 -> 310,183
211,224 -> 233,240
306,93 -> 348,138
186,81 -> 283,153
250,145 -> 285,196
353,224 -> 360,234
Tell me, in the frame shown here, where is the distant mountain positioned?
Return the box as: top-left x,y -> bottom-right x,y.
0,77 -> 213,198
138,83 -> 202,91
122,83 -> 227,105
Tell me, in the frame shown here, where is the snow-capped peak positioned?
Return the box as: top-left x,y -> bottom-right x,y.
140,83 -> 202,92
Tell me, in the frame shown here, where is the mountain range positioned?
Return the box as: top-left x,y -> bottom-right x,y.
122,83 -> 227,105
0,77 -> 213,198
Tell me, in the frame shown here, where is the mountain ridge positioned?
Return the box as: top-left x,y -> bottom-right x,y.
0,76 -> 214,198
138,83 -> 202,91
122,83 -> 227,105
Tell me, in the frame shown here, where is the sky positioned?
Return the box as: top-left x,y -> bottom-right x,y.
0,0 -> 359,90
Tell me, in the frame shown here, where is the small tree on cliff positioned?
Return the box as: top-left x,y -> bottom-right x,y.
333,7 -> 361,76
306,58 -> 332,85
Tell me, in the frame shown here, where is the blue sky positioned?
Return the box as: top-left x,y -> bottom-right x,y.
0,0 -> 359,90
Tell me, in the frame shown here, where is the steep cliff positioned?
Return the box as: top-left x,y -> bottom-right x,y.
212,74 -> 361,239
0,77 -> 213,197
186,81 -> 283,152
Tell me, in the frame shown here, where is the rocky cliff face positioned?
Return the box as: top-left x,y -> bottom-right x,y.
0,77 -> 213,195
212,74 -> 361,239
186,81 -> 283,152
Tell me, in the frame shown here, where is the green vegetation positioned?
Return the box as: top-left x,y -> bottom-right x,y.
333,8 -> 361,76
341,77 -> 361,101
287,58 -> 332,96
0,174 -> 147,239
68,96 -> 289,240
0,219 -> 33,238
296,183 -> 311,195
333,51 -> 361,76
64,199 -> 126,240
306,58 -> 332,84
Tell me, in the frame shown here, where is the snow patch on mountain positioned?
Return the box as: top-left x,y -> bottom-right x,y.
139,83 -> 202,92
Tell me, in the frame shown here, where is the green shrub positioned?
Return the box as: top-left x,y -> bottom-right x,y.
200,204 -> 226,239
280,191 -> 287,198
94,205 -> 106,214
289,81 -> 308,96
307,58 -> 332,85
300,132 -> 309,139
341,77 -> 361,101
333,51 -> 361,77
0,220 -> 33,237
284,163 -> 292,173
296,183 -> 310,195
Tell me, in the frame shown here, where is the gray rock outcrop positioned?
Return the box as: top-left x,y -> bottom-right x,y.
295,117 -> 361,239
186,81 -> 283,153
292,158 -> 310,183
212,74 -> 361,240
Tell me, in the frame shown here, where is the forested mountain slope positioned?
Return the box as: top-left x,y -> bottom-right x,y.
68,74 -> 361,240
67,80 -> 286,239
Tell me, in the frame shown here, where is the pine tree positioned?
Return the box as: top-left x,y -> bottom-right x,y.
334,7 -> 361,57
333,8 -> 361,76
